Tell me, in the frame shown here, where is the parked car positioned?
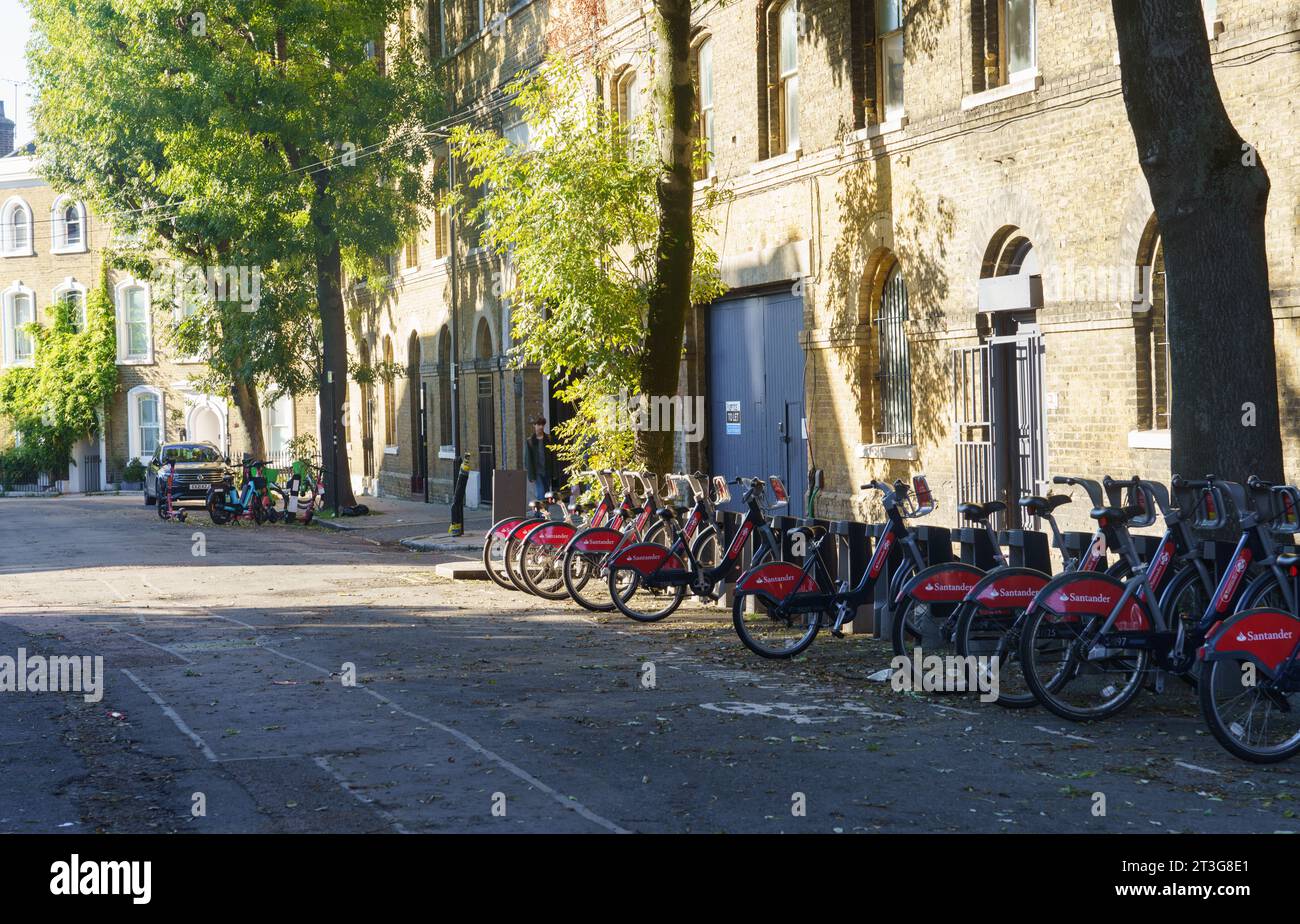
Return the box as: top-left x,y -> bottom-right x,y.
144,442 -> 227,506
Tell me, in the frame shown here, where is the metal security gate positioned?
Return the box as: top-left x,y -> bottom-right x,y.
83,454 -> 102,493
953,333 -> 1046,528
877,266 -> 913,445
953,343 -> 995,516
477,374 -> 495,503
708,289 -> 807,516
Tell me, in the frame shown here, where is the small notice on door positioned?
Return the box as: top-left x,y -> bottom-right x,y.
725,401 -> 741,435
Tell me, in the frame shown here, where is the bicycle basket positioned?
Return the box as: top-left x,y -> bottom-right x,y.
711,475 -> 731,504
912,474 -> 934,512
769,476 -> 789,507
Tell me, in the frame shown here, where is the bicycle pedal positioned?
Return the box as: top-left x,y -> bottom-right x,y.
831,628 -> 845,639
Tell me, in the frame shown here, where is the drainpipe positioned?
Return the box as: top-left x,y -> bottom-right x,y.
448,149 -> 462,488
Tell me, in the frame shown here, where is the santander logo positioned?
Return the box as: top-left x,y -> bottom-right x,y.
1058,591 -> 1110,604
925,582 -> 974,592
987,586 -> 1037,598
1236,628 -> 1294,642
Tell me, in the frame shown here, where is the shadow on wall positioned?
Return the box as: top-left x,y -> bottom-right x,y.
814,140 -> 954,521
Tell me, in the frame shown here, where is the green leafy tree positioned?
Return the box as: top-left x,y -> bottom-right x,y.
0,287 -> 117,481
451,58 -> 724,473
27,0 -> 445,506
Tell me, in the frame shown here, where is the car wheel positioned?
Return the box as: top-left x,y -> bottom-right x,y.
144,485 -> 156,506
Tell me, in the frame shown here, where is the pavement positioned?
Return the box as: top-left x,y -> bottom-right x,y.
312,492 -> 494,551
2,494 -> 1299,834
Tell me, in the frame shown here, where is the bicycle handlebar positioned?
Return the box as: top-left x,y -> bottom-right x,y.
1052,475 -> 1104,509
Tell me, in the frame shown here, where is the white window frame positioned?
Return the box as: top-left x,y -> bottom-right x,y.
127,384 -> 165,464
0,197 -> 35,258
262,390 -> 296,459
877,0 -> 905,121
52,277 -> 88,333
616,68 -> 643,129
1002,0 -> 1036,84
50,196 -> 89,254
1,281 -> 37,367
115,278 -> 154,365
695,37 -> 715,178
777,0 -> 800,154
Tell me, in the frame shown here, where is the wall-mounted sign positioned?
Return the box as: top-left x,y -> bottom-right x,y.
725,401 -> 741,436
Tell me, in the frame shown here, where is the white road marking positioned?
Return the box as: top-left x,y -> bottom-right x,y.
120,668 -> 219,762
1174,760 -> 1221,776
123,632 -> 194,665
313,755 -> 410,834
1034,725 -> 1095,744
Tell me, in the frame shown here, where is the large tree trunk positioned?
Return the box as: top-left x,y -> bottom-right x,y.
231,379 -> 265,460
1112,0 -> 1283,483
311,177 -> 358,509
636,0 -> 696,475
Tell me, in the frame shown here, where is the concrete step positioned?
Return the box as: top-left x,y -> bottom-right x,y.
434,561 -> 491,581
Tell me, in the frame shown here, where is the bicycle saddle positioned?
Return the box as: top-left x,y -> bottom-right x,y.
1090,505 -> 1144,523
655,506 -> 676,520
1019,494 -> 1070,515
957,501 -> 1006,522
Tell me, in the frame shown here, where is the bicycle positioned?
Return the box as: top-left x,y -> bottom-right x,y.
558,471 -> 682,611
727,477 -> 932,658
605,475 -> 789,624
281,459 -> 327,525
1017,476 -> 1235,722
519,472 -> 618,599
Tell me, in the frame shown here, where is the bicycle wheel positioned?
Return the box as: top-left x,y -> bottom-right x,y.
504,522 -> 542,594
1238,572 -> 1289,613
689,525 -> 721,571
954,604 -> 1035,707
890,595 -> 960,662
521,529 -> 573,600
482,520 -> 522,591
1199,612 -> 1300,763
1018,605 -> 1149,722
607,550 -> 686,623
157,491 -> 170,520
265,486 -> 286,523
732,589 -> 822,658
290,479 -> 318,525
206,489 -> 232,525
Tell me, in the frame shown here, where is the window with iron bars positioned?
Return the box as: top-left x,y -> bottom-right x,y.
875,264 -> 913,445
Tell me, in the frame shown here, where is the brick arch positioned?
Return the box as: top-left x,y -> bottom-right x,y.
967,189 -> 1052,293
1115,173 -> 1156,271
474,314 -> 495,361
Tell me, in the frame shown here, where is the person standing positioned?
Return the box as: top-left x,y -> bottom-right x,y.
524,416 -> 558,502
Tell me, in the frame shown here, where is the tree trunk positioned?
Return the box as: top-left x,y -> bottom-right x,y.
636,0 -> 696,475
231,378 -> 265,460
311,176 -> 358,509
1112,0 -> 1283,483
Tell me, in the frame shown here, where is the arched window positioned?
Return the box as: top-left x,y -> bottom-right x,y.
1,197 -> 33,256
383,335 -> 397,447
876,263 -> 913,445
53,279 -> 87,333
615,67 -> 643,128
2,283 -> 36,366
52,197 -> 87,252
692,36 -> 715,179
127,385 -> 164,462
437,325 -> 453,449
777,0 -> 800,152
1135,220 -> 1170,433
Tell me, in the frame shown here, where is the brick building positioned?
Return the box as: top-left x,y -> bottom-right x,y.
347,1 -> 1300,528
0,153 -> 315,492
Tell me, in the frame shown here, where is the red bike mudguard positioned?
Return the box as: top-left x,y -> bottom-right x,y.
570,526 -> 624,554
508,518 -> 546,541
1201,608 -> 1300,677
528,522 -> 577,547
735,561 -> 819,604
609,543 -> 684,576
1027,572 -> 1150,631
488,516 -> 524,540
965,567 -> 1049,610
895,562 -> 985,605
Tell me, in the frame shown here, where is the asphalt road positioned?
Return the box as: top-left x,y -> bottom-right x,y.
1,494 -> 1297,834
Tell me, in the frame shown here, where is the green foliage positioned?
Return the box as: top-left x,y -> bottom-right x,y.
450,57 -> 727,472
122,458 -> 146,484
26,0 -> 446,408
0,287 -> 117,480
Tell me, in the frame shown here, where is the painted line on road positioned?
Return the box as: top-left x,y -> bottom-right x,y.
313,755 -> 410,834
123,631 -> 195,665
1174,760 -> 1221,776
1033,725 -> 1095,744
120,668 -> 219,762
173,603 -> 631,834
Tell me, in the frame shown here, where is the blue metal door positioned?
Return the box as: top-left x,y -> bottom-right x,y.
708,290 -> 807,516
